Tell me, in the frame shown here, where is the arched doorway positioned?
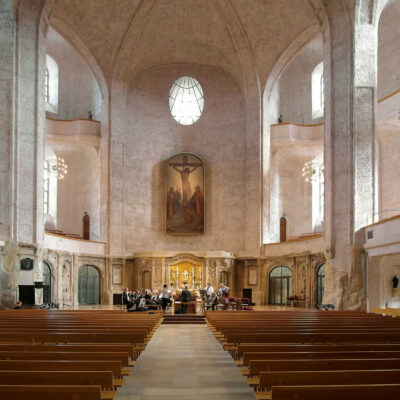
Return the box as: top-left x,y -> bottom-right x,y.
78,265 -> 101,305
268,266 -> 291,305
42,262 -> 52,304
316,263 -> 325,307
142,271 -> 152,289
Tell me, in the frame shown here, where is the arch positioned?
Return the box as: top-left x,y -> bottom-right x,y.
262,26 -> 323,244
219,271 -> 229,286
268,266 -> 292,305
142,270 -> 152,290
316,263 -> 325,307
47,17 -> 110,243
42,261 -> 52,304
78,265 -> 101,305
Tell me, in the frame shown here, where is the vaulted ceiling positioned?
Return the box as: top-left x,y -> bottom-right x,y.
49,0 -> 322,88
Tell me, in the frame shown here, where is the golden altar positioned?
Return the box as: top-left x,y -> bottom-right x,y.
169,261 -> 202,289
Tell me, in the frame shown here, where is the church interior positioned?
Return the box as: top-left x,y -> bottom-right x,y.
1,0 -> 400,399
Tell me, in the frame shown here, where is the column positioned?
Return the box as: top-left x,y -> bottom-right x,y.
322,0 -> 380,309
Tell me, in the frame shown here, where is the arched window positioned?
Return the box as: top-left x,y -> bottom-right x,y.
43,149 -> 58,229
316,263 -> 325,307
43,160 -> 50,215
269,266 -> 292,305
169,76 -> 204,125
45,68 -> 50,103
312,62 -> 324,119
45,54 -> 59,113
311,154 -> 324,231
42,262 -> 52,304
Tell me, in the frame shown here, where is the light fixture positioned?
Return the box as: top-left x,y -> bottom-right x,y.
302,158 -> 323,183
51,156 -> 68,180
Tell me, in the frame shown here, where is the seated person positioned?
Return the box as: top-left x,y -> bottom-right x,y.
210,292 -> 219,310
14,301 -> 23,309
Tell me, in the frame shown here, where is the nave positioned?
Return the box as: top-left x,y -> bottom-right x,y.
116,324 -> 256,400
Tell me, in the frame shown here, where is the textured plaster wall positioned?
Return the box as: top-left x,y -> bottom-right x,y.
378,1 -> 400,99
45,27 -> 102,120
278,153 -> 313,237
379,131 -> 400,214
0,1 -> 14,242
369,254 -> 400,309
278,35 -> 323,125
110,65 -> 246,255
50,144 -> 101,241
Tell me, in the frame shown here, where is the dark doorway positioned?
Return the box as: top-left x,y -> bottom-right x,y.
42,262 -> 52,304
78,265 -> 101,305
268,266 -> 292,305
19,285 -> 35,306
316,263 -> 325,307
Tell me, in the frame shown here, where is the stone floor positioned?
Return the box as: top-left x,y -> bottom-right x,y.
116,324 -> 256,400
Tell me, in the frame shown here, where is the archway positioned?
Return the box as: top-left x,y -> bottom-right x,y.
316,263 -> 325,307
142,270 -> 152,290
42,262 -> 52,304
268,266 -> 291,305
219,271 -> 229,286
78,265 -> 101,305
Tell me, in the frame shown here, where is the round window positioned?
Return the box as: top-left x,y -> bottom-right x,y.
169,76 -> 204,125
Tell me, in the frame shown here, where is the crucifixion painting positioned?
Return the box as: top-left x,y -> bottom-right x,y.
166,153 -> 204,235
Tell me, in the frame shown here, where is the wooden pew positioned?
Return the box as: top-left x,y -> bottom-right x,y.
0,351 -> 132,367
236,343 -> 400,360
226,331 -> 400,345
241,350 -> 400,366
0,331 -> 146,345
248,358 -> 400,377
0,343 -> 136,360
0,310 -> 164,398
271,384 -> 400,400
0,385 -> 101,400
0,360 -> 127,377
0,371 -> 116,400
255,369 -> 400,395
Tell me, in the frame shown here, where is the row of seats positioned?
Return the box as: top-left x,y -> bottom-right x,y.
0,309 -> 163,399
205,310 -> 400,400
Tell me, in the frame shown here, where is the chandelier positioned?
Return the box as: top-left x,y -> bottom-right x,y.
50,157 -> 68,180
302,158 -> 323,183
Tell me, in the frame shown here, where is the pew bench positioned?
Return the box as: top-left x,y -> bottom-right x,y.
239,350 -> 400,367
0,371 -> 117,399
271,384 -> 400,400
0,384 -> 102,400
253,369 -> 400,399
246,358 -> 400,379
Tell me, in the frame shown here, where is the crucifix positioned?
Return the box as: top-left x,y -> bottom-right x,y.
169,155 -> 202,205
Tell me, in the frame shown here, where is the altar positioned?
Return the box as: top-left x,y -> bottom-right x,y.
169,261 -> 202,289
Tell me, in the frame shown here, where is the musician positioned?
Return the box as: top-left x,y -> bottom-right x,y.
123,288 -> 134,310
203,282 -> 214,297
160,284 -> 172,311
181,285 -> 191,314
210,292 -> 219,310
218,283 -> 229,297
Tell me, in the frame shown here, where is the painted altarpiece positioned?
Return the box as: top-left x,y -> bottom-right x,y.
166,153 -> 204,235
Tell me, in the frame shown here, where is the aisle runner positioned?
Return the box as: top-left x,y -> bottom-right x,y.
116,325 -> 256,400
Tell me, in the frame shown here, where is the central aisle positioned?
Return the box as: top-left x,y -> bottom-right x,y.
116,324 -> 256,400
